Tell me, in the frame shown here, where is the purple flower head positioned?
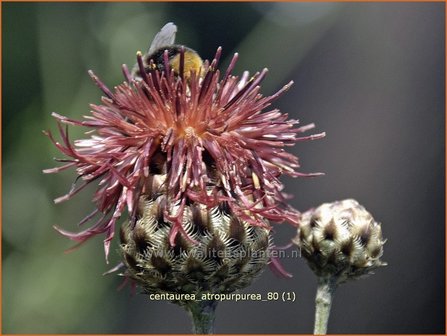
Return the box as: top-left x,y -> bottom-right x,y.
44,45 -> 325,262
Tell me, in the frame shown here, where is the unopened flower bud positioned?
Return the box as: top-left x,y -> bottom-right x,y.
293,199 -> 386,283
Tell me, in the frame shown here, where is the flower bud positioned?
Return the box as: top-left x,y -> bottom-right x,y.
293,199 -> 386,283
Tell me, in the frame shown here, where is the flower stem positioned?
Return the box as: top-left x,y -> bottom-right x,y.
314,276 -> 338,335
185,300 -> 218,334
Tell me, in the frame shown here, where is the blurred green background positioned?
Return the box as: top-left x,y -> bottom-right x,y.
3,2 -> 445,334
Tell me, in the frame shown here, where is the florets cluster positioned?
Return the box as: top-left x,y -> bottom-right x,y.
45,47 -> 324,261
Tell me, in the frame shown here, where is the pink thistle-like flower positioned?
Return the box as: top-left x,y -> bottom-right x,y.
44,46 -> 325,262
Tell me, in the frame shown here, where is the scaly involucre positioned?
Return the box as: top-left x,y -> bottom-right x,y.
45,48 -> 325,259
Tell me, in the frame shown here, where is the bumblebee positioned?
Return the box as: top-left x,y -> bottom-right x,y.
132,22 -> 203,80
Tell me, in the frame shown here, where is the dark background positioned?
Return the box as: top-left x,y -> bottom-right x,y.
3,2 -> 445,334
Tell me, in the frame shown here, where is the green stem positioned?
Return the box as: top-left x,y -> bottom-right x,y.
313,276 -> 338,335
185,300 -> 218,334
